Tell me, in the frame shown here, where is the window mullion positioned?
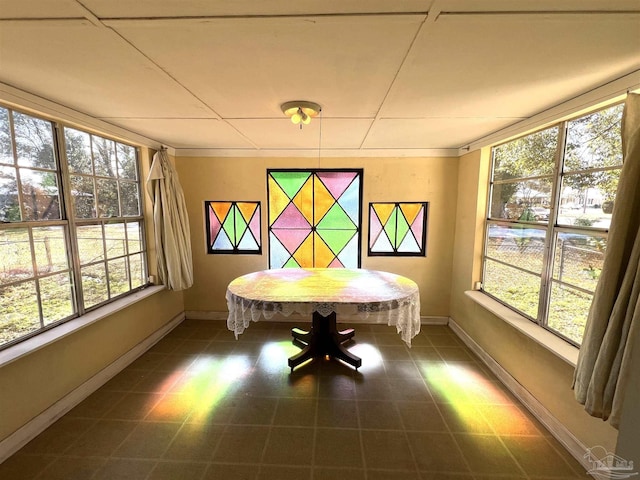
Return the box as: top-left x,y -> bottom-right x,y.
55,123 -> 85,316
537,122 -> 567,325
8,111 -> 27,222
135,149 -> 148,284
123,218 -> 132,291
101,222 -> 111,300
492,173 -> 554,184
26,226 -> 45,328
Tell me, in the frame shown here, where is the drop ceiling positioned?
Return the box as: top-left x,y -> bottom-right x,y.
0,0 -> 639,156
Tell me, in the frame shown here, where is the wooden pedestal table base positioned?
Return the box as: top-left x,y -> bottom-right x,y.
226,269 -> 421,373
287,311 -> 361,371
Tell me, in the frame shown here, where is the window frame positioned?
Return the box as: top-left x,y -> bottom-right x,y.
267,168 -> 363,269
481,102 -> 623,347
204,200 -> 262,255
0,104 -> 148,351
367,201 -> 429,257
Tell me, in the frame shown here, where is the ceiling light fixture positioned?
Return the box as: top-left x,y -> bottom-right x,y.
281,101 -> 321,128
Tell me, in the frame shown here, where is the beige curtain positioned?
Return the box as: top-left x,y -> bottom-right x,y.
573,93 -> 640,428
145,148 -> 194,291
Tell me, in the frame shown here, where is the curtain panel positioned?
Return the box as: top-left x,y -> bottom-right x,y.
573,93 -> 640,427
145,148 -> 194,291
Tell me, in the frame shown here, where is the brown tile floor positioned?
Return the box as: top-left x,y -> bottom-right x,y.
0,320 -> 589,479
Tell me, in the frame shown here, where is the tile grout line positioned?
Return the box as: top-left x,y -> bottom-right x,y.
408,328 -> 479,478
4,322 -> 588,480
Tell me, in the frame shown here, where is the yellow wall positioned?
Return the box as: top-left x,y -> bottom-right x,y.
0,289 -> 184,441
176,155 -> 458,317
449,149 -> 618,452
0,147 -> 185,443
0,146 -> 622,457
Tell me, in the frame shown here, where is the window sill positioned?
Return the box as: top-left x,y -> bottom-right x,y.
464,290 -> 579,367
0,285 -> 166,369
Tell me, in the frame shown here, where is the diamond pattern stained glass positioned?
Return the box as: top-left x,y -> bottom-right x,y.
268,169 -> 362,268
205,201 -> 261,254
369,202 -> 428,256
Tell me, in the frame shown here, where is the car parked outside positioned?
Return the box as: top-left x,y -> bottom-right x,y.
531,207 -> 550,221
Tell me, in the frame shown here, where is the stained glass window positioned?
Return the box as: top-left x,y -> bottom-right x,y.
267,169 -> 362,268
205,201 -> 261,254
368,202 -> 428,256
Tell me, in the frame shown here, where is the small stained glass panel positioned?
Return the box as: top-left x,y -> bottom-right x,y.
368,202 -> 428,256
205,201 -> 261,254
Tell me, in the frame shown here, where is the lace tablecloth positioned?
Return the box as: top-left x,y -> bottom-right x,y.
226,268 -> 421,345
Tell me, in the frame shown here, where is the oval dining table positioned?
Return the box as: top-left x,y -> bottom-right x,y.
226,268 -> 421,371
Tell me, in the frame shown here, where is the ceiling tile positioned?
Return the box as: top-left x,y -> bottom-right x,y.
439,0 -> 640,12
81,0 -> 434,18
228,118 -> 373,149
381,14 -> 640,119
110,15 -> 424,118
0,2 -> 638,155
362,117 -> 524,149
106,118 -> 256,149
0,23 -> 213,119
0,0 -> 84,18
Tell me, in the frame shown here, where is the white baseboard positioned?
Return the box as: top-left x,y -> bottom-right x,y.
447,318 -> 591,474
185,310 -> 448,325
185,310 -> 229,321
421,316 -> 449,325
0,312 -> 185,464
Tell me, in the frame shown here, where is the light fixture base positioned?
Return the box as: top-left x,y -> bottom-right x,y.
281,101 -> 321,125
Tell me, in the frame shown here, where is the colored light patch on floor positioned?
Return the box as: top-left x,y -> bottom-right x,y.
348,343 -> 383,370
149,355 -> 252,423
420,362 -> 493,425
420,361 -> 531,435
259,341 -> 303,373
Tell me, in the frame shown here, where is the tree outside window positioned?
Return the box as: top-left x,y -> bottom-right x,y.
483,103 -> 623,345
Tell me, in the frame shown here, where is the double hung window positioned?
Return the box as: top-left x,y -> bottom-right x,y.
0,106 -> 147,350
482,103 -> 623,345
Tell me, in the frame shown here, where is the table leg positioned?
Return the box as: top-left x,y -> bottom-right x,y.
288,312 -> 362,371
291,327 -> 313,344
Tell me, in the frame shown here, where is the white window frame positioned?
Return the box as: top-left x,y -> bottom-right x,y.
481,102 -> 623,347
0,104 -> 148,351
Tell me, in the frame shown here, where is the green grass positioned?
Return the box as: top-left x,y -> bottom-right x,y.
484,242 -> 598,345
548,284 -> 590,344
1,225 -> 145,347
